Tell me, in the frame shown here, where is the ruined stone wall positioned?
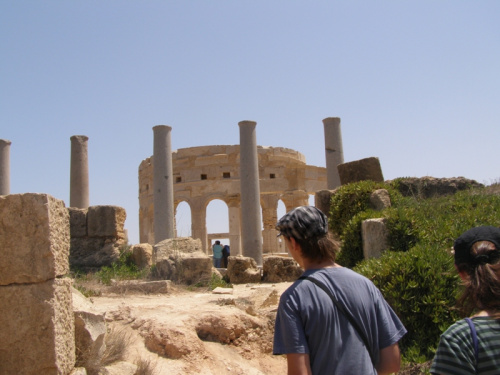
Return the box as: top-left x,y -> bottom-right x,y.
69,205 -> 127,271
0,193 -> 75,375
138,145 -> 326,251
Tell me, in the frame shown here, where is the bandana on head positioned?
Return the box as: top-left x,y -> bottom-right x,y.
276,206 -> 328,240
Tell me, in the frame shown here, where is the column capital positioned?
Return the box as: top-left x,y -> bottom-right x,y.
0,139 -> 12,146
322,117 -> 341,125
70,135 -> 89,142
153,125 -> 172,132
238,120 -> 257,127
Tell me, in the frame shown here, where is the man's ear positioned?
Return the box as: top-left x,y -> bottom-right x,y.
289,237 -> 298,251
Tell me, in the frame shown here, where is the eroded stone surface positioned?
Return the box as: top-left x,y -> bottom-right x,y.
0,278 -> 75,375
0,193 -> 69,285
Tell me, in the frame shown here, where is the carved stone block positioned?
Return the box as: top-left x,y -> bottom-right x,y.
0,193 -> 70,285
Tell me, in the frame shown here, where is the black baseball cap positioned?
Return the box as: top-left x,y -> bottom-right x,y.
453,226 -> 500,265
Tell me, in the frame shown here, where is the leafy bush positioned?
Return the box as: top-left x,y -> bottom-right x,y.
329,180 -> 401,236
336,210 -> 380,268
355,244 -> 459,360
346,184 -> 500,361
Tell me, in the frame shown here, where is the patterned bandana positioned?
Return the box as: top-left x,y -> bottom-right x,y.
276,206 -> 328,240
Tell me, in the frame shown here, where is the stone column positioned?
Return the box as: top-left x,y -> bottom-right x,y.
70,135 -> 89,208
0,139 -> 11,195
227,197 -> 241,256
153,125 -> 175,243
323,117 -> 344,189
190,197 -> 208,253
281,191 -> 310,213
239,120 -> 263,266
261,194 -> 280,254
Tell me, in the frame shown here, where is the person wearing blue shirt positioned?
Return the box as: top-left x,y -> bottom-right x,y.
273,206 -> 407,375
212,240 -> 223,268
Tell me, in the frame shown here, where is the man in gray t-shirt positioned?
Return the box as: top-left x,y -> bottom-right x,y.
273,206 -> 407,375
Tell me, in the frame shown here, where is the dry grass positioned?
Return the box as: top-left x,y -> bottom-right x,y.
134,357 -> 158,375
100,326 -> 133,366
76,325 -> 157,375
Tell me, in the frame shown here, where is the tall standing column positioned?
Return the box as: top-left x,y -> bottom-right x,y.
227,197 -> 241,256
153,125 -> 175,243
239,120 -> 263,266
70,135 -> 89,208
0,139 -> 12,195
323,117 -> 344,189
190,197 -> 208,253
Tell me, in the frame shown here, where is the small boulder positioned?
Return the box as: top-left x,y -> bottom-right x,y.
262,256 -> 302,283
153,237 -> 212,284
226,256 -> 261,284
130,243 -> 153,269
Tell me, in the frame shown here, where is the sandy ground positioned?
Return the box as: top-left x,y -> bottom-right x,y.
82,281 -> 292,375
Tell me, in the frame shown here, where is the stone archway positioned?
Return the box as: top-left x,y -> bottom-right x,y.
138,145 -> 326,253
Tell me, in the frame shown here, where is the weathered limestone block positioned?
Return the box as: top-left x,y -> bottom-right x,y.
73,288 -> 107,369
262,256 -> 302,282
362,218 -> 389,259
87,205 -> 126,240
337,157 -> 384,185
108,280 -> 171,294
153,237 -> 203,257
154,237 -> 211,284
70,238 -> 121,269
0,278 -> 75,375
131,243 -> 153,269
314,189 -> 337,218
370,189 -> 391,210
226,256 -> 262,284
69,207 -> 88,238
0,193 -> 70,285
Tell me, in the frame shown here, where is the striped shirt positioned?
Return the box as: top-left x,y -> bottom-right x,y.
430,317 -> 500,375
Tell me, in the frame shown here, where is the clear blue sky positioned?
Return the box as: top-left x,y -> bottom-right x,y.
2,1 -> 499,245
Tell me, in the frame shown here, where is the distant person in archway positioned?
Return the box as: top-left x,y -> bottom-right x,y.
212,240 -> 223,268
222,244 -> 230,268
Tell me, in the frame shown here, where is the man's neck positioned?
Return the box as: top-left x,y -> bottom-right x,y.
301,258 -> 341,270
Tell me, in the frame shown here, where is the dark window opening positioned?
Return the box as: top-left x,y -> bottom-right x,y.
223,172 -> 230,178
270,174 -> 276,179
201,174 -> 207,180
176,177 -> 182,183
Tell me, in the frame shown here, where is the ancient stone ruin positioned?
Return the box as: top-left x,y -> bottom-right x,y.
138,145 -> 327,255
0,193 -> 75,374
69,205 -> 127,271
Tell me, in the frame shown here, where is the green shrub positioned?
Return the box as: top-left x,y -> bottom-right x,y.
349,186 -> 500,361
355,244 -> 460,360
336,210 -> 380,268
329,180 -> 402,236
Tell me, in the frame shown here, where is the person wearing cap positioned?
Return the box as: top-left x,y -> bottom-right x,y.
430,225 -> 500,375
273,205 -> 407,375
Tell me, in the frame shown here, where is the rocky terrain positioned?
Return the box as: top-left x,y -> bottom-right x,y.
81,280 -> 291,375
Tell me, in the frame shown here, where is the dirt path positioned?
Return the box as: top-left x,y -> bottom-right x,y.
85,281 -> 292,374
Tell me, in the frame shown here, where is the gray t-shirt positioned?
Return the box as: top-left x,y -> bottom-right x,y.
273,267 -> 407,375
